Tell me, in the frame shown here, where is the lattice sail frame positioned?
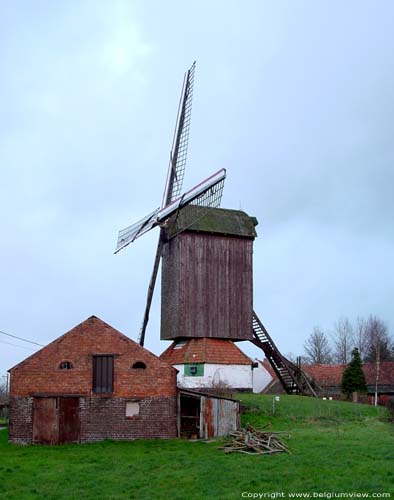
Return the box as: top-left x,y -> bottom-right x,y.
115,208 -> 160,253
115,169 -> 226,253
166,178 -> 225,238
162,61 -> 196,207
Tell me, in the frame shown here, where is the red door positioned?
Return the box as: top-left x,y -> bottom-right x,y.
33,398 -> 58,445
59,397 -> 80,444
33,397 -> 80,445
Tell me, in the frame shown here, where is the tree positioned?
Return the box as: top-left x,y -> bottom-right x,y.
304,327 -> 332,364
332,317 -> 354,364
362,315 -> 393,405
363,315 -> 393,363
354,316 -> 367,361
0,376 -> 8,402
341,348 -> 367,399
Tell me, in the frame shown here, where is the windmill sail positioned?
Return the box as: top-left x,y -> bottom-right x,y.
114,208 -> 160,254
166,174 -> 226,238
115,169 -> 226,254
162,61 -> 196,208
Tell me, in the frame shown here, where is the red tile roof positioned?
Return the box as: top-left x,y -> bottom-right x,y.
160,338 -> 252,365
303,364 -> 344,386
301,362 -> 394,387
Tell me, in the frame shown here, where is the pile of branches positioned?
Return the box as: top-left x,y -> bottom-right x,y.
219,425 -> 291,455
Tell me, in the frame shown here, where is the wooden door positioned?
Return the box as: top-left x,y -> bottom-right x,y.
32,397 -> 58,445
59,397 -> 80,444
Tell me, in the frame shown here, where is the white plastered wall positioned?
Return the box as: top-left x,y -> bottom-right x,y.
174,363 -> 253,390
252,361 -> 273,393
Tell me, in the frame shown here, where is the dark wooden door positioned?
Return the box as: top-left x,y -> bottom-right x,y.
32,397 -> 58,445
59,397 -> 80,444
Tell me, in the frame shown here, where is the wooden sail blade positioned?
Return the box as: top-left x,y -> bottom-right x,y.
114,208 -> 160,254
162,61 -> 196,208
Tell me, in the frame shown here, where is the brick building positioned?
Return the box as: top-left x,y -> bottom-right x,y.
8,316 -> 178,444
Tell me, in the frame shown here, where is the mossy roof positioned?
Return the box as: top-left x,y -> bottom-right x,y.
166,207 -> 258,239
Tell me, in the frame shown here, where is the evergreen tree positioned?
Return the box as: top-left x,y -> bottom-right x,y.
341,348 -> 367,397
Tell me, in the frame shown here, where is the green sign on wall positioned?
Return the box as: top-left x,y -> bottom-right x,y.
184,364 -> 204,377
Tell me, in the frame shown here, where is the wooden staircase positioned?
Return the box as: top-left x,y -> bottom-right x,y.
252,311 -> 319,397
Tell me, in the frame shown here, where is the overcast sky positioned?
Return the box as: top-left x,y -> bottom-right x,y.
1,0 -> 394,376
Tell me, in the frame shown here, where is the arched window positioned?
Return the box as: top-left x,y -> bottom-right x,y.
132,361 -> 146,369
59,361 -> 73,370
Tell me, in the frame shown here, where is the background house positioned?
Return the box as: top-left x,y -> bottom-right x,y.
304,363 -> 394,404
252,359 -> 275,393
261,360 -> 394,404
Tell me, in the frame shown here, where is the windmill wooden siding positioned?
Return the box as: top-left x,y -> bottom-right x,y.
161,208 -> 257,341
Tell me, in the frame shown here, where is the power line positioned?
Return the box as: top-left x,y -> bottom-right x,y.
0,329 -> 44,347
0,339 -> 36,351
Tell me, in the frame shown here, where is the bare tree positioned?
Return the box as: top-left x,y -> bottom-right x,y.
304,327 -> 332,364
332,317 -> 354,364
0,375 -> 8,402
362,315 -> 393,406
354,316 -> 368,361
363,315 -> 393,363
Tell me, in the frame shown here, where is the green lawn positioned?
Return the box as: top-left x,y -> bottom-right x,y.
0,395 -> 393,499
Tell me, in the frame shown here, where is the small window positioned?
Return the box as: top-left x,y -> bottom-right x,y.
184,364 -> 204,377
174,340 -> 186,350
93,355 -> 114,393
59,361 -> 73,370
132,361 -> 146,369
126,402 -> 140,417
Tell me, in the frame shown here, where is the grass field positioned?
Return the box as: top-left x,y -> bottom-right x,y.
0,395 -> 393,499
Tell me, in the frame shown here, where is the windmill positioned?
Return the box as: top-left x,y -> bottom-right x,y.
115,62 -> 318,397
115,62 -> 226,346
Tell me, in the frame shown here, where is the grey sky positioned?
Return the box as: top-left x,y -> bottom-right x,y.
1,1 -> 394,375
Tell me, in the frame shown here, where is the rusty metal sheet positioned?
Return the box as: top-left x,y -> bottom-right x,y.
202,396 -> 216,438
200,395 -> 239,438
216,399 -> 238,436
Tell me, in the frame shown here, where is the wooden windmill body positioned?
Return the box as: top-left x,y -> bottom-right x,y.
161,208 -> 257,342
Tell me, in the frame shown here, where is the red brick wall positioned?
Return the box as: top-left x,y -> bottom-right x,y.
8,397 -> 33,444
79,396 -> 177,441
9,395 -> 177,443
9,316 -> 177,399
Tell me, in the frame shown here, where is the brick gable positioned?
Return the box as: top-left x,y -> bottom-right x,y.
9,315 -> 177,398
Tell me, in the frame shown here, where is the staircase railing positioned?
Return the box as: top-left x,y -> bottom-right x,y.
252,311 -> 319,397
